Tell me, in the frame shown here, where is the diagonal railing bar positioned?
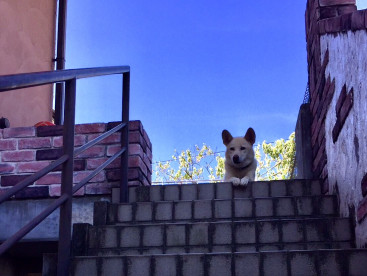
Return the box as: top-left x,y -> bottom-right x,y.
0,66 -> 130,92
0,194 -> 69,255
72,148 -> 126,194
74,122 -> 126,157
0,154 -> 69,204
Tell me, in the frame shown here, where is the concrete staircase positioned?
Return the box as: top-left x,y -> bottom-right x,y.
69,180 -> 367,275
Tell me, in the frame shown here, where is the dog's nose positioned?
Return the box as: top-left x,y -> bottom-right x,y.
233,155 -> 240,164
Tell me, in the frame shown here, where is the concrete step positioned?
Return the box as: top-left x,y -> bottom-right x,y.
71,249 -> 367,276
80,217 -> 353,256
102,195 -> 338,225
128,179 -> 322,203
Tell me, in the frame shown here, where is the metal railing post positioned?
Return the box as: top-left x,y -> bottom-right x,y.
57,78 -> 76,276
120,72 -> 130,203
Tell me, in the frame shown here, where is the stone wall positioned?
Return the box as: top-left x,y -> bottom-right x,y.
0,121 -> 152,199
306,0 -> 367,247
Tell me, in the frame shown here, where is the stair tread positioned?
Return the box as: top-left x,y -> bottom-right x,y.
72,249 -> 367,276
85,216 -> 353,255
128,179 -> 322,203
109,216 -> 341,226
98,216 -> 349,225
74,247 -> 367,257
119,194 -> 337,204
87,241 -> 354,257
104,194 -> 338,225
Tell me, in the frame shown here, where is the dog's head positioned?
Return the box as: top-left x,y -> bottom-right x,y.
222,128 -> 256,168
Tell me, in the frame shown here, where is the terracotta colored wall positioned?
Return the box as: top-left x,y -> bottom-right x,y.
0,0 -> 56,127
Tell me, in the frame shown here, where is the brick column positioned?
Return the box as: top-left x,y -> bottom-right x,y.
0,121 -> 152,199
305,0 -> 356,192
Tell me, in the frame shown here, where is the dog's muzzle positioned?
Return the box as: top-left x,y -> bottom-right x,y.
233,155 -> 241,164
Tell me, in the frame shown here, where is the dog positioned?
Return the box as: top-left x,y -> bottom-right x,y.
222,128 -> 257,186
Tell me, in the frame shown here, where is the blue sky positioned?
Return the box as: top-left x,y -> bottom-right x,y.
65,1 -> 367,165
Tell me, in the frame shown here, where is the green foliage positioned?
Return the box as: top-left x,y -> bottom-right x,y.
154,144 -> 224,183
255,132 -> 296,180
153,132 -> 296,183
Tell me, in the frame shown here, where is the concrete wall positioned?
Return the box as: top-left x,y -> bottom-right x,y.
295,104 -> 313,180
321,30 -> 367,247
0,196 -> 104,241
0,0 -> 56,127
0,259 -> 15,276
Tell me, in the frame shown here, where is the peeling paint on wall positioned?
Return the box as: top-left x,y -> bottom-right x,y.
321,30 -> 367,247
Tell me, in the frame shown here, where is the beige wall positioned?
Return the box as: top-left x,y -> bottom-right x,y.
0,0 -> 56,127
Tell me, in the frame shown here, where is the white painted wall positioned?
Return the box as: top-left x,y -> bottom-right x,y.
320,30 -> 367,247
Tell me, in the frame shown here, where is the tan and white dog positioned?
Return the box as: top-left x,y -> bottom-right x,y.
222,128 -> 257,186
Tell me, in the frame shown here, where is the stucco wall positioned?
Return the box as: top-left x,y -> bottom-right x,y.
0,0 -> 56,127
321,30 -> 367,247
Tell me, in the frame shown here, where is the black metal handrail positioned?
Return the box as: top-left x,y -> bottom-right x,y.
0,66 -> 130,92
0,66 -> 130,276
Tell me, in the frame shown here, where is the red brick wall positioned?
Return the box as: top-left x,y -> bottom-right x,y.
0,121 -> 152,199
305,0 -> 357,193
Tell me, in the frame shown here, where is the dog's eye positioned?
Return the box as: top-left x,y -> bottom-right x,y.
230,147 -> 235,151
241,147 -> 246,150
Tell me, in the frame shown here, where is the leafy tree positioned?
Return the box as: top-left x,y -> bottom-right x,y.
154,144 -> 224,183
255,132 -> 296,180
154,132 -> 296,183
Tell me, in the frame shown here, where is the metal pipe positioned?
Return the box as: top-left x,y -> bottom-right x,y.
55,0 -> 67,70
54,0 -> 68,125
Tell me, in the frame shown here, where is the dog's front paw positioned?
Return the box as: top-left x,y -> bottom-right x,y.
229,177 -> 241,186
240,176 -> 250,186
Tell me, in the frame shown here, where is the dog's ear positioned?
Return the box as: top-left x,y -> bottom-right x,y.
222,130 -> 233,145
244,128 -> 256,145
